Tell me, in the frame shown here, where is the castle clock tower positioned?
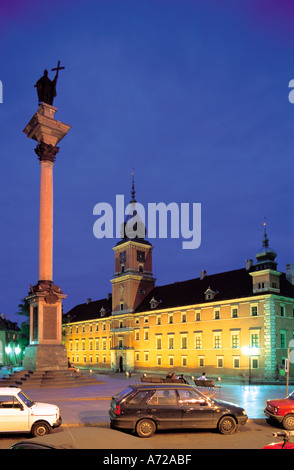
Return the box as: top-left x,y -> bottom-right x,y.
111,174 -> 155,314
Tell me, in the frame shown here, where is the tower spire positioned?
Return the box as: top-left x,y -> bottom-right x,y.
255,218 -> 277,270
130,168 -> 136,203
263,217 -> 269,248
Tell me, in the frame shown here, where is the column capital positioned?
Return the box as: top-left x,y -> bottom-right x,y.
34,141 -> 59,163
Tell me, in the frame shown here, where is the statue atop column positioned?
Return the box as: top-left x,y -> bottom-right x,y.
34,61 -> 65,106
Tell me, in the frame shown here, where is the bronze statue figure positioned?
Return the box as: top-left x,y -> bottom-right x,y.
35,61 -> 65,106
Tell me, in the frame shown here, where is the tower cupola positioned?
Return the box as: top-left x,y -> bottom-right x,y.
255,221 -> 277,271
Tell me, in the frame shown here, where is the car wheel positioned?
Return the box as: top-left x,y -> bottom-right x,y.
218,416 -> 237,435
136,419 -> 156,438
282,414 -> 294,430
31,421 -> 51,437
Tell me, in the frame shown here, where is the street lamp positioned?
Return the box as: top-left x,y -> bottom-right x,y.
242,346 -> 259,385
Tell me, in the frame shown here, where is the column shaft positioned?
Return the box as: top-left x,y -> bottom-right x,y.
39,160 -> 53,281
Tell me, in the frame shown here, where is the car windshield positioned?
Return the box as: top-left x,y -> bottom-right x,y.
17,391 -> 34,407
288,391 -> 294,400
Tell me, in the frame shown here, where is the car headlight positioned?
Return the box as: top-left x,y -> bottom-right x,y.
242,410 -> 247,415
274,407 -> 278,413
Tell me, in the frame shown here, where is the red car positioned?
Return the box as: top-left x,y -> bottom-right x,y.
264,391 -> 294,430
263,431 -> 294,449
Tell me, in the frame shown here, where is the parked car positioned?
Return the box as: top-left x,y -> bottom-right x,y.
0,387 -> 62,437
264,391 -> 294,430
263,431 -> 294,449
109,383 -> 248,437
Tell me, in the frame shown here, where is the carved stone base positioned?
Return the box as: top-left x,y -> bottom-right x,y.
23,344 -> 68,371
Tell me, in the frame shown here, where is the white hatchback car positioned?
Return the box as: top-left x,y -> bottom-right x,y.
0,387 -> 61,437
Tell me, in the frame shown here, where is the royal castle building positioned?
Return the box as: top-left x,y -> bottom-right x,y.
63,189 -> 294,382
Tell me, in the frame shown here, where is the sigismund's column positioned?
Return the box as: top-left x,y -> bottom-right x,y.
22,66 -> 71,370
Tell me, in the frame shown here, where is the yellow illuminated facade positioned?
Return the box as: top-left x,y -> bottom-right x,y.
63,217 -> 294,382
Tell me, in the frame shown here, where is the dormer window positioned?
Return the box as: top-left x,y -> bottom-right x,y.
204,287 -> 218,301
150,297 -> 161,309
100,307 -> 106,317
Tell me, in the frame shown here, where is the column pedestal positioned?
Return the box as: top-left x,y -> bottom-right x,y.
23,281 -> 68,371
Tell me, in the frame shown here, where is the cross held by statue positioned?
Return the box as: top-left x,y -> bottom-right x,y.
52,61 -> 65,77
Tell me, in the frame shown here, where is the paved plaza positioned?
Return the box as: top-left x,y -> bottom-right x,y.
0,370 -> 290,426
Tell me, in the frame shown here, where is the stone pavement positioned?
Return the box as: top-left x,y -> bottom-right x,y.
6,371 -> 291,426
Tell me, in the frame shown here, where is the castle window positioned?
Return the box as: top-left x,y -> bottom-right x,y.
120,251 -> 126,263
231,333 -> 239,349
156,336 -> 162,349
181,335 -> 188,349
181,313 -> 187,323
198,356 -> 205,367
251,306 -> 258,316
280,305 -> 285,317
233,357 -> 240,368
232,308 -> 238,318
214,310 -> 220,320
137,251 -> 145,262
195,333 -> 202,349
213,332 -> 221,349
217,356 -> 224,368
250,331 -> 260,347
168,336 -> 174,349
280,330 -> 286,348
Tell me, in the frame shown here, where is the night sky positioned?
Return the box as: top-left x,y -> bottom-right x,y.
1,0 -> 294,325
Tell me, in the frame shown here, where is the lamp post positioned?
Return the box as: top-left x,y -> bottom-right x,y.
242,346 -> 259,385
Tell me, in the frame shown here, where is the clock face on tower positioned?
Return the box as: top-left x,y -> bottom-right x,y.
120,251 -> 126,263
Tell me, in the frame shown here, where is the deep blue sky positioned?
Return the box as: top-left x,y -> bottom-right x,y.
1,0 -> 294,325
